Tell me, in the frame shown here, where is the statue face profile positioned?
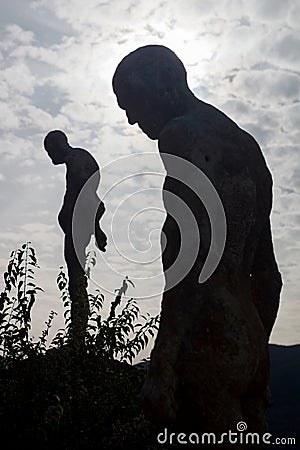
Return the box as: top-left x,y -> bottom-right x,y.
44,130 -> 69,165
113,45 -> 189,140
115,91 -> 164,140
45,147 -> 66,165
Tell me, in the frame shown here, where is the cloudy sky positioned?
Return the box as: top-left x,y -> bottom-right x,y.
0,0 -> 299,350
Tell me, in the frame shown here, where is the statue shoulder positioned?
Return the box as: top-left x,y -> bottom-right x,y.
158,116 -> 198,157
65,148 -> 99,171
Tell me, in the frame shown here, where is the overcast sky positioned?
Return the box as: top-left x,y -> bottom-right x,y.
0,0 -> 299,350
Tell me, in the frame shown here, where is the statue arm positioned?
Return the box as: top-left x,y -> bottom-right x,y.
66,153 -> 107,251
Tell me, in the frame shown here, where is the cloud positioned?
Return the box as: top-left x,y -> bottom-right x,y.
271,31 -> 300,64
232,70 -> 300,102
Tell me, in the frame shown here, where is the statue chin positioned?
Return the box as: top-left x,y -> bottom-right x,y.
138,124 -> 160,140
145,131 -> 158,140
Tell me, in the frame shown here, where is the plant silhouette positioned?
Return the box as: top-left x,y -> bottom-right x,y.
0,243 -> 161,449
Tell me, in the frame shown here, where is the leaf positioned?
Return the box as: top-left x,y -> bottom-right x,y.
10,269 -> 19,287
35,287 -> 44,292
26,289 -> 36,295
127,279 -> 135,288
91,257 -> 96,267
28,292 -> 35,313
29,254 -> 37,264
17,251 -> 24,262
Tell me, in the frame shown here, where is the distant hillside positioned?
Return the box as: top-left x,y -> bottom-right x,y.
267,344 -> 300,446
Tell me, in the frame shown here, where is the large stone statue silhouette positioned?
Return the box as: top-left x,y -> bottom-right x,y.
44,130 -> 107,345
113,45 -> 282,437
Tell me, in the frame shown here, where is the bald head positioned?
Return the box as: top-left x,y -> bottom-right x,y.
113,45 -> 194,139
113,45 -> 188,98
44,130 -> 70,165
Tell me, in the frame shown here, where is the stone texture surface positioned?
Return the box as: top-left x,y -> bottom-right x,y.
113,45 -> 282,442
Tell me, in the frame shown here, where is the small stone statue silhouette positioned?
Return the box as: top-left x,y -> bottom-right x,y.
44,130 -> 107,345
113,45 -> 282,436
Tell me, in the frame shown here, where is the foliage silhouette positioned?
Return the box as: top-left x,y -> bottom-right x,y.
0,242 -> 45,361
0,243 -> 164,450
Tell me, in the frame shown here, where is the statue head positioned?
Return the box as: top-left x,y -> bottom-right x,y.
44,130 -> 70,165
113,45 -> 191,139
